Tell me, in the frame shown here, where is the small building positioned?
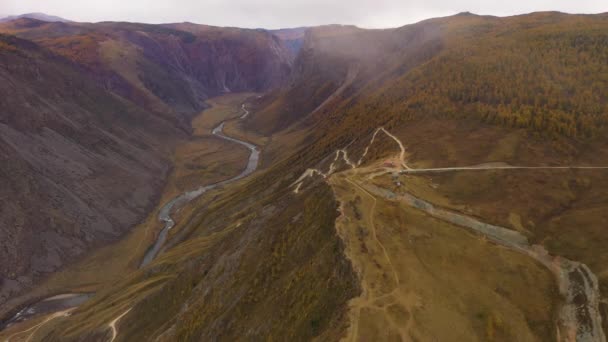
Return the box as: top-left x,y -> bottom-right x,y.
383,161 -> 395,168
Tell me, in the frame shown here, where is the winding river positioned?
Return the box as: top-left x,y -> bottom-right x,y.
1,104 -> 259,333
139,108 -> 259,268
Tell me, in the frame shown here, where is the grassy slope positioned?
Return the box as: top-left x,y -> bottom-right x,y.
7,11 -> 608,341
6,93 -> 357,341
249,11 -> 608,272
331,170 -> 558,341
36,150 -> 359,342
240,12 -> 608,340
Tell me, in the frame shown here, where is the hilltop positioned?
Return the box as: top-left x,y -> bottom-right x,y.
0,13 -> 71,23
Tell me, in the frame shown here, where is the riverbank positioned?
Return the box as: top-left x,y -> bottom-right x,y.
140,118 -> 260,267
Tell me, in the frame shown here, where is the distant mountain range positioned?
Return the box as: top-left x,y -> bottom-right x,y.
0,12 -> 70,23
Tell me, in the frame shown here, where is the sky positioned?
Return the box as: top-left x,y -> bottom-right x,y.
1,0 -> 606,29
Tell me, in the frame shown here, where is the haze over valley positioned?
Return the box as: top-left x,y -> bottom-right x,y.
1,1 -> 608,341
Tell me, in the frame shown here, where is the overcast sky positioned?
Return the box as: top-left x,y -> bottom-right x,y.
1,0 -> 606,29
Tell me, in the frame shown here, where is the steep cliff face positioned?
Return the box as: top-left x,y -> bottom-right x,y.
164,23 -> 294,91
249,23 -> 443,134
0,21 -> 294,307
0,34 -> 187,304
0,19 -> 294,123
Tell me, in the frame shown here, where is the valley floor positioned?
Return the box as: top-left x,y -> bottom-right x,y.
0,93 -> 259,341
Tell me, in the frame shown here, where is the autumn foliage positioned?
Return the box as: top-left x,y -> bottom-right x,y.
363,13 -> 608,138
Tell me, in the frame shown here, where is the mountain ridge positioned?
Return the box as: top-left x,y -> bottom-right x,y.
2,10 -> 608,341
0,13 -> 71,23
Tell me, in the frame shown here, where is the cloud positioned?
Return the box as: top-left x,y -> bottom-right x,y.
1,0 -> 606,29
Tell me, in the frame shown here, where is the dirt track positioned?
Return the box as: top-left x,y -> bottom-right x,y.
295,126 -> 607,341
